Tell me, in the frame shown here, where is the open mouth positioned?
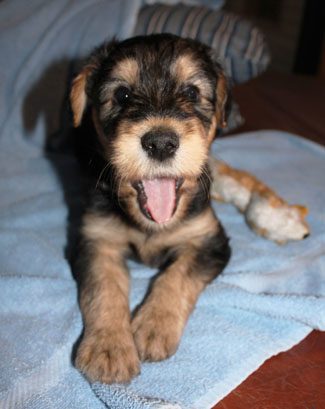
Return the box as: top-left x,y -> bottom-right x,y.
133,178 -> 183,224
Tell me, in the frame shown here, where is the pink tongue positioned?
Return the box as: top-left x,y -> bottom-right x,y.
142,178 -> 176,224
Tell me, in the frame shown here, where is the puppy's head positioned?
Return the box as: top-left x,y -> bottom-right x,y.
71,34 -> 229,228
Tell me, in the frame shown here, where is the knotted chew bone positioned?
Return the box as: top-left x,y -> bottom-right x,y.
209,156 -> 310,244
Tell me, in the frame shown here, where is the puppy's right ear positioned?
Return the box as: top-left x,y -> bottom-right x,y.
70,40 -> 118,127
70,63 -> 96,127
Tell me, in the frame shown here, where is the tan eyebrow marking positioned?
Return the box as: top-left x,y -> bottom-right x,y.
110,58 -> 139,84
172,54 -> 214,98
171,54 -> 201,83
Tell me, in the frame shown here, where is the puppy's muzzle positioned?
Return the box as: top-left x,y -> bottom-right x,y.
141,129 -> 179,162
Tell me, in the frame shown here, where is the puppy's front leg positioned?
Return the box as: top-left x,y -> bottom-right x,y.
132,228 -> 230,362
75,240 -> 140,383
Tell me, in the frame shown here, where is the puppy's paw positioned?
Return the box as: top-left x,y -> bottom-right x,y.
75,329 -> 140,384
132,305 -> 182,362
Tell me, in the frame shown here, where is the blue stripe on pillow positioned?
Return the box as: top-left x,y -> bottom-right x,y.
134,5 -> 270,85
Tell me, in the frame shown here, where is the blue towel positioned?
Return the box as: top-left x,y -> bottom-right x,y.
1,1 -> 325,408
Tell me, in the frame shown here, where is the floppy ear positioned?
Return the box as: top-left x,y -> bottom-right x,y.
215,67 -> 231,129
70,64 -> 96,127
70,39 -> 118,127
208,49 -> 231,129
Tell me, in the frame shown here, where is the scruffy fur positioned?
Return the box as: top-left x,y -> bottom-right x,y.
70,34 -> 309,384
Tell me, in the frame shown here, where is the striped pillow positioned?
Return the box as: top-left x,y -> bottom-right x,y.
134,4 -> 271,84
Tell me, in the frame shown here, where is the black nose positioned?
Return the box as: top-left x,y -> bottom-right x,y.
141,130 -> 179,161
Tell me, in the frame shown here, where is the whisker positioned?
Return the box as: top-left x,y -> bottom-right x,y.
116,174 -> 128,211
202,166 -> 213,184
95,161 -> 112,190
199,174 -> 209,199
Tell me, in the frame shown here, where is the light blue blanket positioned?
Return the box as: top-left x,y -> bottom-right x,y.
1,1 -> 325,408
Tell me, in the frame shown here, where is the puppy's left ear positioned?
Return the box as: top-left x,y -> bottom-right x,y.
217,71 -> 232,128
209,51 -> 231,129
216,69 -> 232,129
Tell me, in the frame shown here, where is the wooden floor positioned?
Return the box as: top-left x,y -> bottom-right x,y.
214,331 -> 325,409
229,71 -> 325,146
213,72 -> 325,409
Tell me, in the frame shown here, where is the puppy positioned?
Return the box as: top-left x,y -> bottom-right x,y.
70,34 -> 309,384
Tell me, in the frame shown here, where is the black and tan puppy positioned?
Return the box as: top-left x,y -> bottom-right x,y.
70,33 -> 231,384
70,33 -> 309,384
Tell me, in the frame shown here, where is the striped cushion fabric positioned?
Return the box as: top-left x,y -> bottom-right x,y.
134,4 -> 271,84
144,0 -> 225,10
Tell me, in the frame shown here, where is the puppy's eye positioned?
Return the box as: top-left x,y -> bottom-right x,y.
114,86 -> 132,105
183,85 -> 199,102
